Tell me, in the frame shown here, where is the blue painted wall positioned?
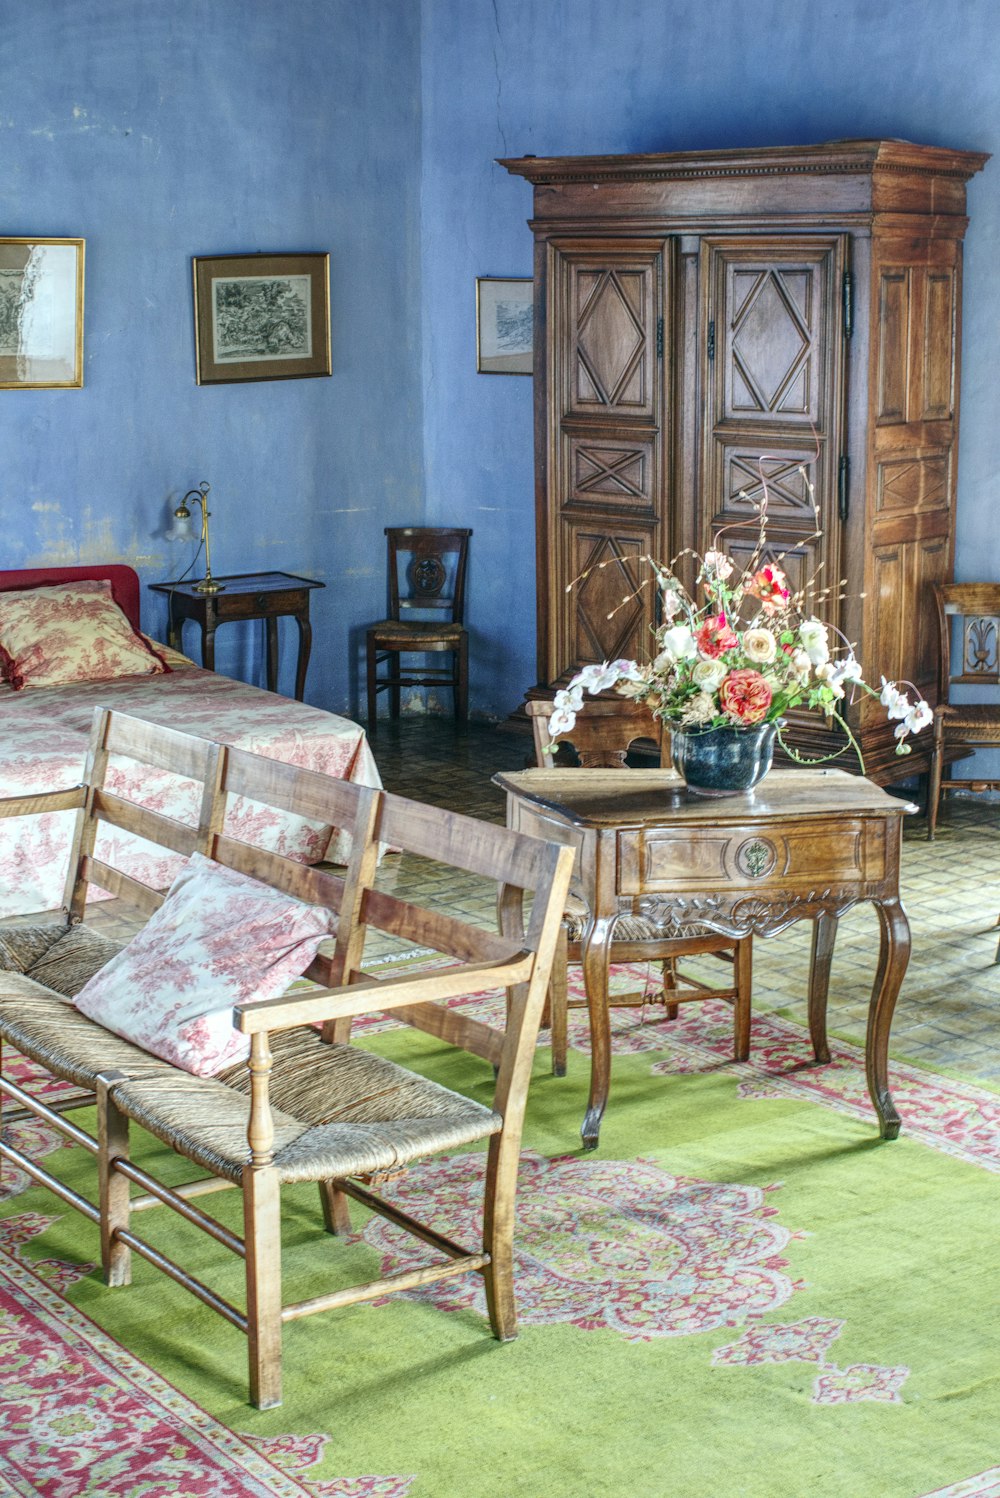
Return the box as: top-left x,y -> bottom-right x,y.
421,0 -> 1000,718
4,0 -> 1000,728
0,0 -> 423,710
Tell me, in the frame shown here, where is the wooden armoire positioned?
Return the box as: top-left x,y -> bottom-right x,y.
501,140 -> 988,782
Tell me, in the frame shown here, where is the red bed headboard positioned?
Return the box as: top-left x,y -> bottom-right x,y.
0,565 -> 142,633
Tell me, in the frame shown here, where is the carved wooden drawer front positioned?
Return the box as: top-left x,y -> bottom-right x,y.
212,588 -> 306,621
619,817 -> 887,894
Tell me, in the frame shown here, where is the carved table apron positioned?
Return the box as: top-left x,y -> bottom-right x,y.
494,766 -> 914,1149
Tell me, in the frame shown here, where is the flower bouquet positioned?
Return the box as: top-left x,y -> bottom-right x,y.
548,484 -> 932,781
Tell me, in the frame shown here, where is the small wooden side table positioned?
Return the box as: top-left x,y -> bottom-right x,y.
149,571 -> 325,701
494,766 -> 914,1150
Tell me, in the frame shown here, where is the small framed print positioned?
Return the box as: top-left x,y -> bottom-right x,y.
192,252 -> 331,385
476,276 -> 533,375
0,238 -> 85,390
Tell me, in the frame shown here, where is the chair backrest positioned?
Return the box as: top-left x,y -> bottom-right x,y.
525,696 -> 665,768
934,583 -> 1000,698
386,527 -> 471,624
62,707 -> 378,989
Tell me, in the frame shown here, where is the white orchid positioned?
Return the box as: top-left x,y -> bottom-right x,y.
879,677 -> 911,721
904,699 -> 933,734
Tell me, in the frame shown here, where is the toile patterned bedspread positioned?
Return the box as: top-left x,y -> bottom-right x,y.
0,665 -> 381,918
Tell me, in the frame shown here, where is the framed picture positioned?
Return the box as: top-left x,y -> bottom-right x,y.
192,252 -> 331,385
476,276 -> 533,375
0,238 -> 84,390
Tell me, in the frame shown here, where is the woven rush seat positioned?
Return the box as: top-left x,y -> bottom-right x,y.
369,620 -> 465,645
937,703 -> 1000,735
0,921 -> 122,993
0,972 -> 181,1091
113,1027 -> 502,1185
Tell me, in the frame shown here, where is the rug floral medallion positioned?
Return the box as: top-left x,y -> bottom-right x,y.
2,974 -> 998,1498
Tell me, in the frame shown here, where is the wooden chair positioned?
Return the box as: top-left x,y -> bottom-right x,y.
526,697 -> 752,1075
366,526 -> 471,729
0,707 -> 573,1408
927,583 -> 1000,842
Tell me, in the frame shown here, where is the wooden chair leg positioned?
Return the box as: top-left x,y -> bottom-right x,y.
481,1135 -> 518,1341
318,1179 -> 353,1235
661,957 -> 680,1021
732,938 -> 752,1062
244,1165 -> 283,1410
927,714 -> 944,840
97,1076 -> 132,1288
390,650 -> 402,718
549,924 -> 569,1077
456,635 -> 469,722
366,637 -> 379,731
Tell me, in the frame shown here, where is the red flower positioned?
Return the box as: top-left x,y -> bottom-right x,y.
719,668 -> 773,724
695,614 -> 739,658
747,565 -> 790,614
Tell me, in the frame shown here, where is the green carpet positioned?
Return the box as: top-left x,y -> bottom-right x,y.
2,978 -> 999,1498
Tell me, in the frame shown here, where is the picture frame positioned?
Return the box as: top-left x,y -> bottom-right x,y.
476,276 -> 533,375
0,238 -> 84,390
192,252 -> 331,385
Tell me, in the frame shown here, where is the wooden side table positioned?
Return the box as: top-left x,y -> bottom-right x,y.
149,571 -> 324,701
494,766 -> 914,1150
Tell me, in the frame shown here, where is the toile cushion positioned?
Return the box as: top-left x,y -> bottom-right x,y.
0,579 -> 169,690
73,853 -> 334,1077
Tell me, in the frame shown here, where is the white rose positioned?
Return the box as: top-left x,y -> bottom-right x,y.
742,627 -> 778,664
798,618 -> 830,667
691,657 -> 728,691
655,625 -> 697,664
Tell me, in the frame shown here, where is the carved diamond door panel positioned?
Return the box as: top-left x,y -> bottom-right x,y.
555,244 -> 663,422
702,237 -> 846,628
562,523 -> 658,671
563,433 -> 657,515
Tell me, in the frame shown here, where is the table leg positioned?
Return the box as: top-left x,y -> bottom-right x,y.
807,913 -> 838,1064
293,612 -> 313,702
580,914 -> 616,1151
201,621 -> 216,673
866,897 -> 910,1140
266,618 -> 279,693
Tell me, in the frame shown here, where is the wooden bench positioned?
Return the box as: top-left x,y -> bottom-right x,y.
0,708 -> 573,1408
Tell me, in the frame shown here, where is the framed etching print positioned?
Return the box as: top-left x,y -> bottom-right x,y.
0,238 -> 84,389
192,253 -> 331,384
476,277 -> 533,374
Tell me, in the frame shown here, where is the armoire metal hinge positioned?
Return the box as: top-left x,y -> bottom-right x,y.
656,317 -> 663,358
842,271 -> 854,339
707,320 -> 715,361
838,455 -> 850,522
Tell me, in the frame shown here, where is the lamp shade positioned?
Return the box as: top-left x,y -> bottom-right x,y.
166,510 -> 197,543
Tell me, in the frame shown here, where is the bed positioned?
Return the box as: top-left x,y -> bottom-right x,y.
0,563 -> 380,918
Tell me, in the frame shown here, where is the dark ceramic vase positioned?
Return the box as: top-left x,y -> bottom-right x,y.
670,719 -> 780,796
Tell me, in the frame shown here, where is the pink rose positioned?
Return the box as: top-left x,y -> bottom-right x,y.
719,668 -> 773,724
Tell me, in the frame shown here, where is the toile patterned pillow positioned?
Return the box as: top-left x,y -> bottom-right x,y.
72,852 -> 334,1076
0,579 -> 169,690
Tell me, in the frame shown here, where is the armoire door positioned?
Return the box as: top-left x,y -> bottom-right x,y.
542,240 -> 669,682
701,237 -> 848,625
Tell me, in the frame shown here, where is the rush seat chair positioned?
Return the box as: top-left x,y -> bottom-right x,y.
366,527 -> 471,729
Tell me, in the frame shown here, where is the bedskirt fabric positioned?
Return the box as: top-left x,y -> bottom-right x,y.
0,666 -> 380,918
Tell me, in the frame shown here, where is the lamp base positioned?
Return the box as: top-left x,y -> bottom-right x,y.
193,577 -> 225,594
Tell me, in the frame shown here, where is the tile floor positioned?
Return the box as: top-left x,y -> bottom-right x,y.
367,718 -> 1000,1086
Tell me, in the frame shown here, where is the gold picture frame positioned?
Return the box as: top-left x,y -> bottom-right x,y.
192,252 -> 331,385
476,276 -> 533,375
0,238 -> 85,390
